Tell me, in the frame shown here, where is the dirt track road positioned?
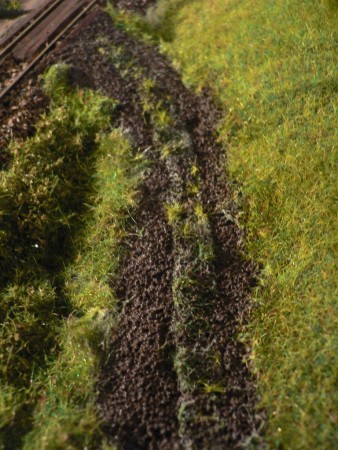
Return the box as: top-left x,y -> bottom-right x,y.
0,1 -> 264,447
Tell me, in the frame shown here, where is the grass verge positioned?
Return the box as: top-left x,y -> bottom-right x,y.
0,65 -> 143,449
153,0 -> 337,448
24,129 -> 143,450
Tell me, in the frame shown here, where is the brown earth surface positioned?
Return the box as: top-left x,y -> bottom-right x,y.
0,3 -> 263,448
0,78 -> 48,166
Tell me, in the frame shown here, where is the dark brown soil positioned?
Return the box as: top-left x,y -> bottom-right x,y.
0,77 -> 48,166
99,188 -> 182,450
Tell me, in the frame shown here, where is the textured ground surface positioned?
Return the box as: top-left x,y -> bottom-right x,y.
0,4 -> 262,448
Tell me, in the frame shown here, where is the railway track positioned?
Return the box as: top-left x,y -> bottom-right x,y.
0,0 -> 98,101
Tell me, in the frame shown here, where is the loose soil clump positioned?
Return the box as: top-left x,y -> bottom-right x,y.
99,181 -> 182,450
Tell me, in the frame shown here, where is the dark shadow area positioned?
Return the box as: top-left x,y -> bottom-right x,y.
0,7 -> 25,20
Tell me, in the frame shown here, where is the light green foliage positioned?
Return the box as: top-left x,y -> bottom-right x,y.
138,77 -> 173,130
160,0 -> 337,448
0,1 -> 21,19
42,64 -> 72,95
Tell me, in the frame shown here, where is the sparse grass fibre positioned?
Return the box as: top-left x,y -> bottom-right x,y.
155,0 -> 337,448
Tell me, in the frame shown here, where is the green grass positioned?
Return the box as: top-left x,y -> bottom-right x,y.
0,1 -> 22,19
152,0 -> 338,448
169,200 -> 222,445
0,65 -> 143,449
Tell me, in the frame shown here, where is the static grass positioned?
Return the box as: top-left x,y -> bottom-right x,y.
170,205 -> 220,446
0,64 -> 112,447
0,64 -> 112,387
0,1 -> 22,19
0,65 -> 142,449
24,130 -> 142,450
156,0 -> 338,448
0,66 -> 114,285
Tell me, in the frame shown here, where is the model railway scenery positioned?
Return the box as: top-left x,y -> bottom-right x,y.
0,0 -> 336,449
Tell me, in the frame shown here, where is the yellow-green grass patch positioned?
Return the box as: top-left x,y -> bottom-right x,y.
157,0 -> 337,448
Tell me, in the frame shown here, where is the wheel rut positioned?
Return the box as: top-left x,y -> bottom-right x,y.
41,11 -> 183,449
99,175 -> 182,450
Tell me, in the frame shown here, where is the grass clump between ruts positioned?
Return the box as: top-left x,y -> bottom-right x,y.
157,0 -> 337,448
0,64 -> 143,449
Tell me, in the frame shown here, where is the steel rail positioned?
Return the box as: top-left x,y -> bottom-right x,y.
0,0 -> 98,101
0,0 -> 66,66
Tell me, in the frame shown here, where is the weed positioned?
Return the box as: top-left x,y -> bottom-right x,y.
165,202 -> 184,224
138,77 -> 173,130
